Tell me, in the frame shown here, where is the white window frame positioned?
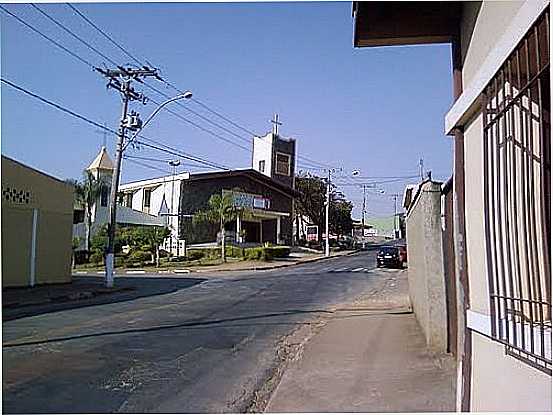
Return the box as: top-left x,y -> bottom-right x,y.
275,152 -> 291,176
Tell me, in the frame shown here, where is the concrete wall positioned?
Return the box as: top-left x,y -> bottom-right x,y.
457,1 -> 552,410
2,156 -> 73,287
253,133 -> 273,178
470,332 -> 551,411
405,180 -> 448,352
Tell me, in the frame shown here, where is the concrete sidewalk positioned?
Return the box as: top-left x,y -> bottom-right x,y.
265,269 -> 456,413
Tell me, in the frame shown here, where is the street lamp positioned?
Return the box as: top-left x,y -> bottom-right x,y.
168,159 -> 181,256
105,91 -> 192,288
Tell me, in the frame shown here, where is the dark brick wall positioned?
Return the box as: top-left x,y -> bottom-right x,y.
271,137 -> 296,189
179,173 -> 294,245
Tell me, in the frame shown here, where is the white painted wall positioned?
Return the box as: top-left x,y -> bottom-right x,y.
253,133 -> 273,178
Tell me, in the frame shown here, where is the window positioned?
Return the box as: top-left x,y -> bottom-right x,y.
125,193 -> 133,208
482,9 -> 550,374
259,160 -> 266,173
100,186 -> 109,207
143,189 -> 152,209
275,153 -> 291,176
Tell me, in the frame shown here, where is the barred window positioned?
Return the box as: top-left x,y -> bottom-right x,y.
482,8 -> 550,374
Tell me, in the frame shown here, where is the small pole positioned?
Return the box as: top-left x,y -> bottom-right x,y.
325,169 -> 331,257
361,184 -> 366,249
221,188 -> 226,262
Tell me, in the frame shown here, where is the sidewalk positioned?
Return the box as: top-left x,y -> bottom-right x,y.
265,269 -> 456,413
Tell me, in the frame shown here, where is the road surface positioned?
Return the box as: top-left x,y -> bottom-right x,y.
3,250 -> 387,413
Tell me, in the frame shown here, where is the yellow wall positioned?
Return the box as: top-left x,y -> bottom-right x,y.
1,156 -> 74,287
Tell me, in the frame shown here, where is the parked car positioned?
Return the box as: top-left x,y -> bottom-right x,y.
376,246 -> 403,268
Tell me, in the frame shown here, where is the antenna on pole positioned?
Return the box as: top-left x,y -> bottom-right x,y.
419,158 -> 424,181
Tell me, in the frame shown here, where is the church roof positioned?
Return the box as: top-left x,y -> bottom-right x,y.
87,146 -> 114,171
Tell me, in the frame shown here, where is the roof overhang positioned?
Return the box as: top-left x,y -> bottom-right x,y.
353,1 -> 462,48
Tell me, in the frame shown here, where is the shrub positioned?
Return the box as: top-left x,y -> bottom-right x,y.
128,250 -> 151,263
89,251 -> 103,264
225,245 -> 243,258
244,247 -> 265,261
187,250 -> 205,261
265,246 -> 290,258
169,256 -> 187,263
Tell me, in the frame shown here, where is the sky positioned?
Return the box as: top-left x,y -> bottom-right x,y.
1,1 -> 454,218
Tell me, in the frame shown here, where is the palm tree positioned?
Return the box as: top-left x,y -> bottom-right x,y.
193,191 -> 238,262
73,171 -> 108,258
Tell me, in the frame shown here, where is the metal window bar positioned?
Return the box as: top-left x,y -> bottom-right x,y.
482,8 -> 551,375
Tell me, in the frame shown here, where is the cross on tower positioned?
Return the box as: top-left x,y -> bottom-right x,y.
95,122 -> 108,148
270,113 -> 282,135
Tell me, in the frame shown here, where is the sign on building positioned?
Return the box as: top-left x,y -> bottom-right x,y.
224,190 -> 270,210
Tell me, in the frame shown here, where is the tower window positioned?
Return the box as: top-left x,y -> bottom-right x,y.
275,153 -> 291,176
259,160 -> 266,173
100,186 -> 109,207
143,189 -> 152,209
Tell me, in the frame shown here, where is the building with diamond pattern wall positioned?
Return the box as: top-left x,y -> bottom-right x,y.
1,155 -> 74,287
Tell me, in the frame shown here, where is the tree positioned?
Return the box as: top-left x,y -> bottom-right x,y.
127,226 -> 171,267
330,197 -> 354,240
71,171 -> 109,258
71,236 -> 82,269
193,192 -> 238,262
295,175 -> 327,242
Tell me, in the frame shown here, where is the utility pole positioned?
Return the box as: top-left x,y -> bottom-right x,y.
98,66 -> 158,287
392,193 -> 399,239
325,169 -> 331,257
361,184 -> 367,249
419,158 -> 424,181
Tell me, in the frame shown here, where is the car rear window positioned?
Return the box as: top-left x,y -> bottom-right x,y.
379,247 -> 398,254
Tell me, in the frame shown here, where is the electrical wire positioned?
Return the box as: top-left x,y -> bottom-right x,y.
1,77 -> 232,171
0,5 -> 96,69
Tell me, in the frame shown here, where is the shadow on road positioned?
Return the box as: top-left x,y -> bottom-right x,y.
2,276 -> 206,322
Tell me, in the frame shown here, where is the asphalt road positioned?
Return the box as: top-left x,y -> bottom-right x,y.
3,250 -> 383,413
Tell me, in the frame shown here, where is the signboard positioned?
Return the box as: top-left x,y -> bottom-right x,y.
223,190 -> 270,210
306,225 -> 319,241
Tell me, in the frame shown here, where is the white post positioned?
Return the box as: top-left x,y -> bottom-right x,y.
276,216 -> 281,245
236,214 -> 242,243
325,169 -> 331,257
29,208 -> 38,287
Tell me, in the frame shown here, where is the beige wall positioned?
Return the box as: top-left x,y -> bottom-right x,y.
471,332 -> 552,411
406,181 -> 448,352
458,1 -> 551,410
1,156 -> 74,287
463,113 -> 490,315
460,1 -> 525,88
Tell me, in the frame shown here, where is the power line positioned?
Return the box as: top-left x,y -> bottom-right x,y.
6,2 -> 343,173
135,140 -> 230,171
123,156 -> 172,175
65,3 -> 143,66
1,77 -> 231,172
190,98 -> 260,138
0,4 -> 96,69
1,77 -> 111,132
30,3 -> 119,67
124,154 -> 216,170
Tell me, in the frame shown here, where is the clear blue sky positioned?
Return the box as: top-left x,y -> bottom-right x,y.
1,1 -> 454,218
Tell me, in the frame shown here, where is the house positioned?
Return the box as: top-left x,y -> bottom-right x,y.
2,155 -> 74,287
353,0 -> 550,411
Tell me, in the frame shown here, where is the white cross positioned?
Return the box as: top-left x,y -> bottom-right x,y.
270,113 -> 282,135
